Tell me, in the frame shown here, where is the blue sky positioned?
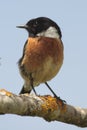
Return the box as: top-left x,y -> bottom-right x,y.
0,0 -> 87,129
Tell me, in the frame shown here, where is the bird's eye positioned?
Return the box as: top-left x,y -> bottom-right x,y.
35,20 -> 38,25
34,20 -> 38,26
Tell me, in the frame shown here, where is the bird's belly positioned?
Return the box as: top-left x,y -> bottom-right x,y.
32,56 -> 62,83
19,37 -> 63,87
19,56 -> 63,87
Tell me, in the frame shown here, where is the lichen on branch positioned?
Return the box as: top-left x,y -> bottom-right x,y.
0,89 -> 87,127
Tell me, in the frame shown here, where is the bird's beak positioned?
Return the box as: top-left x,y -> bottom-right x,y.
16,25 -> 28,29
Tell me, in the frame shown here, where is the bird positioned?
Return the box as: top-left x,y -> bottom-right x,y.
17,17 -> 64,101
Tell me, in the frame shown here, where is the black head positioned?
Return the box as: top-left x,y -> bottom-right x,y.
17,17 -> 62,38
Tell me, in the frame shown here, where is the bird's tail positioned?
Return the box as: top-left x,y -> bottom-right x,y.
19,85 -> 31,94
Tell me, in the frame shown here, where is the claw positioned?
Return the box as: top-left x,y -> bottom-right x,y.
54,95 -> 66,106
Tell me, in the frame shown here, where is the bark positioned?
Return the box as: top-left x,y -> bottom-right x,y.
0,89 -> 87,127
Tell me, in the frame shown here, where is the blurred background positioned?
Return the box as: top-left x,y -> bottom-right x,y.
0,0 -> 87,129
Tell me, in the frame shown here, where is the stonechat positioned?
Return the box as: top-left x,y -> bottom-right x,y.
17,17 -> 64,100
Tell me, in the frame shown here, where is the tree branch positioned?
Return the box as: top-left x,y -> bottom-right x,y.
0,89 -> 87,127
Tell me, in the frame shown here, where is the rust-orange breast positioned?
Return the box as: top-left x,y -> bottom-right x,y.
20,37 -> 63,83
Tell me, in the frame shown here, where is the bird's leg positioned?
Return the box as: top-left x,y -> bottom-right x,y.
45,82 -> 66,104
30,73 -> 37,95
45,82 -> 58,97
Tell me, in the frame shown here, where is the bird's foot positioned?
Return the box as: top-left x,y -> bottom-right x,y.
54,95 -> 66,106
